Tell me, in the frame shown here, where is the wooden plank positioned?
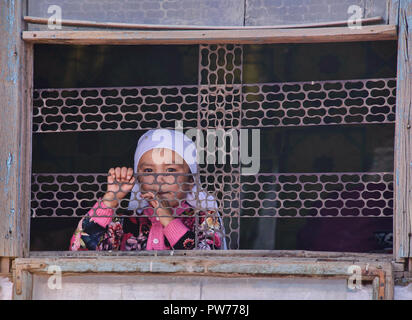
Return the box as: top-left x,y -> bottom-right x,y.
392,261 -> 406,272
0,0 -> 32,257
23,15 -> 384,30
14,256 -> 394,299
394,0 -> 412,261
0,257 -> 11,274
28,250 -> 394,262
384,263 -> 395,300
22,25 -> 397,45
15,256 -> 391,278
388,0 -> 401,25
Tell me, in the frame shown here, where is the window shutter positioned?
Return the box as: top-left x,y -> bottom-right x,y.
394,0 -> 412,260
0,0 -> 31,258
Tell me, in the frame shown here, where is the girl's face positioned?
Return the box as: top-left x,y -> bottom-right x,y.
137,148 -> 193,207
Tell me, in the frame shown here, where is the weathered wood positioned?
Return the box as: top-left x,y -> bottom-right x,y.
394,0 -> 412,261
372,277 -> 380,300
384,264 -> 395,300
388,0 -> 401,25
392,261 -> 407,272
0,257 -> 11,273
14,256 -> 394,299
22,25 -> 397,45
0,0 -> 32,258
23,15 -> 384,30
28,249 -> 394,262
15,256 -> 392,278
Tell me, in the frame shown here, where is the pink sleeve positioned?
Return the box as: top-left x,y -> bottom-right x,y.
87,199 -> 114,228
163,219 -> 190,248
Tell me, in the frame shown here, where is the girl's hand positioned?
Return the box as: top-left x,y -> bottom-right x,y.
141,192 -> 174,227
102,167 -> 136,208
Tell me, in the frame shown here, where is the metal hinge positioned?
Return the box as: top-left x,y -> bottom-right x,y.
362,265 -> 386,300
12,261 -> 46,295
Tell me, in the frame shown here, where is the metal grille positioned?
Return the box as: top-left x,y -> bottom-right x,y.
31,172 -> 393,218
242,78 -> 396,127
32,78 -> 396,132
241,172 -> 393,218
31,44 -> 395,250
33,85 -> 200,132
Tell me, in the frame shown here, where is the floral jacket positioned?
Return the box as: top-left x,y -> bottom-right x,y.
70,199 -> 224,251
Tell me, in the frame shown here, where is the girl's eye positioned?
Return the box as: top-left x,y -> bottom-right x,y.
166,168 -> 176,172
143,168 -> 153,172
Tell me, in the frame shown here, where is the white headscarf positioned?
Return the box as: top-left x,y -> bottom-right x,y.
127,129 -> 227,249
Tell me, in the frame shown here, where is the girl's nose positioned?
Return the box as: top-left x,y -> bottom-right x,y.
154,172 -> 177,188
155,173 -> 165,184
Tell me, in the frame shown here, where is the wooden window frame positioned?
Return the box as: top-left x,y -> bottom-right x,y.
22,25 -> 396,45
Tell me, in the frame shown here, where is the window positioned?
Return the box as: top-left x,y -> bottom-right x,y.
30,40 -> 397,253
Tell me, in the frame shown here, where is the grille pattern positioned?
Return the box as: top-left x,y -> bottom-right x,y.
241,172 -> 393,218
31,44 -> 395,250
31,172 -> 393,218
197,44 -> 243,248
33,85 -> 199,132
32,78 -> 396,132
242,78 -> 396,127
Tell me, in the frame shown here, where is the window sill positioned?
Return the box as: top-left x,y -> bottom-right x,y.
12,250 -> 395,299
20,250 -> 393,278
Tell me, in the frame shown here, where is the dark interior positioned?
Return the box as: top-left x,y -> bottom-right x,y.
31,41 -> 397,252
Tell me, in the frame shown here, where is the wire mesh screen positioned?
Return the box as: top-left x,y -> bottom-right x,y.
31,44 -> 395,251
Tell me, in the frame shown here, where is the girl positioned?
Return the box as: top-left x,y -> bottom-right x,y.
70,129 -> 226,251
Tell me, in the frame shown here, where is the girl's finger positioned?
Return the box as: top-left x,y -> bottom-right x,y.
121,167 -> 128,181
114,167 -> 121,180
107,168 -> 115,185
160,200 -> 170,209
150,200 -> 159,209
141,192 -> 152,200
141,192 -> 154,200
127,167 -> 134,181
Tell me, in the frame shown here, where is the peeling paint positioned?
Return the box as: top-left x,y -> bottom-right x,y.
398,244 -> 404,258
407,15 -> 412,29
4,0 -> 18,85
17,146 -> 22,244
9,200 -> 14,240
4,152 -> 13,194
6,43 -> 18,84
